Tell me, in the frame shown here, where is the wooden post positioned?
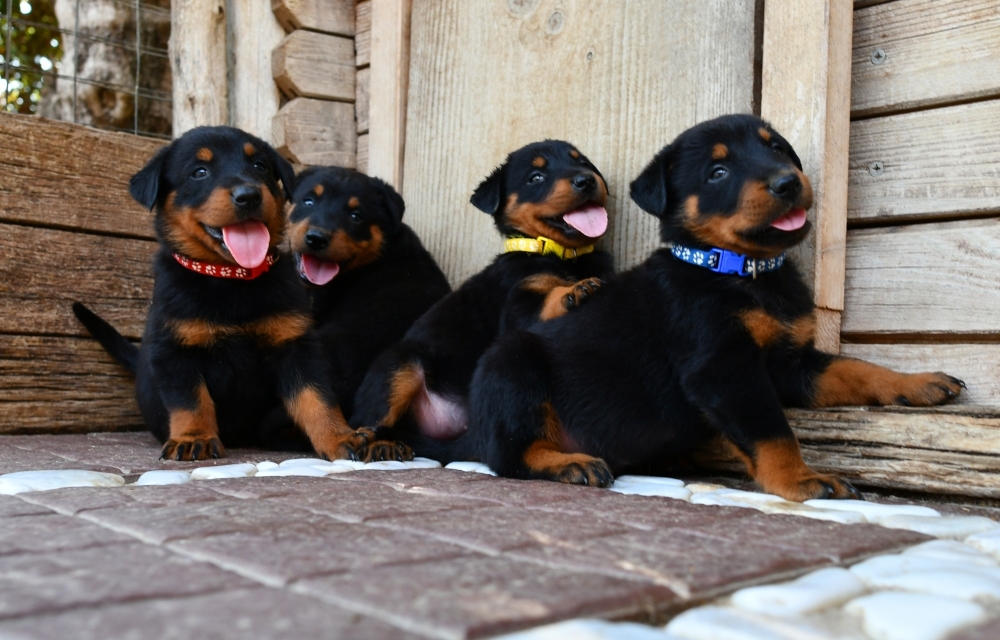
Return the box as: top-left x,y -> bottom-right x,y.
367,0 -> 411,189
760,0 -> 854,353
170,0 -> 228,135
227,0 -> 285,142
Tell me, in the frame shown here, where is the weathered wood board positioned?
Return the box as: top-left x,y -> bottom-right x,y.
273,98 -> 357,167
0,224 -> 155,340
0,336 -> 142,434
356,67 -> 370,134
847,100 -> 1000,223
852,0 -> 1000,117
171,0 -> 227,135
841,218 -> 1000,336
356,0 -> 371,67
229,0 -> 284,143
357,133 -> 369,175
273,30 -> 356,102
790,407 -> 1000,498
367,0 -> 411,188
0,115 -> 161,239
403,0 -> 756,284
840,344 -> 1000,407
272,0 -> 355,36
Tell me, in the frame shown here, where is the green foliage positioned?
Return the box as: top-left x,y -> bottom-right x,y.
1,0 -> 62,114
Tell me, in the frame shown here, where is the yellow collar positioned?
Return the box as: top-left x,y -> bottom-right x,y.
503,236 -> 595,260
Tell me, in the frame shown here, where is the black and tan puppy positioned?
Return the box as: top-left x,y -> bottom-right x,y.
288,167 -> 451,420
73,126 -> 387,461
351,140 -> 614,455
463,114 -> 963,501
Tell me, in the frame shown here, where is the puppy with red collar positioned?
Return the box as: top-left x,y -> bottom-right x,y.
73,126 -> 388,461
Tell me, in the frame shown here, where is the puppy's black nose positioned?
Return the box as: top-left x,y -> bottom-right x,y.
232,185 -> 262,209
571,173 -> 597,193
769,173 -> 801,200
304,229 -> 330,251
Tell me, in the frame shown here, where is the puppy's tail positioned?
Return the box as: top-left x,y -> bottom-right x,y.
72,302 -> 139,375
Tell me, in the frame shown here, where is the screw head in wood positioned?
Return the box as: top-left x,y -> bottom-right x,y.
871,48 -> 886,65
868,161 -> 884,177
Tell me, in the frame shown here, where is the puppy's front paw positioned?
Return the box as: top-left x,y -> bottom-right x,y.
768,473 -> 863,502
161,437 -> 225,461
357,439 -> 414,463
893,372 -> 965,406
562,278 -> 603,312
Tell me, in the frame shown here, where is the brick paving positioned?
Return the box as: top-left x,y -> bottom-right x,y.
0,433 -> 934,639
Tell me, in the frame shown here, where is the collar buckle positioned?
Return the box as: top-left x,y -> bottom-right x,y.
711,249 -> 750,276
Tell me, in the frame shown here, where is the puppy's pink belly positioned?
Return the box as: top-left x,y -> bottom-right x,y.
413,389 -> 467,440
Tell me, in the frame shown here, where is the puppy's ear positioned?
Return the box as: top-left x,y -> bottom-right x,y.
630,145 -> 673,218
470,165 -> 504,215
129,145 -> 170,210
372,177 -> 405,233
268,148 -> 297,201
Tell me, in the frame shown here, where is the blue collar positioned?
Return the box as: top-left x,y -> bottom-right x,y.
670,244 -> 785,278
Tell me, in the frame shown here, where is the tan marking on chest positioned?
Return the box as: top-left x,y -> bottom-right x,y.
170,312 -> 312,348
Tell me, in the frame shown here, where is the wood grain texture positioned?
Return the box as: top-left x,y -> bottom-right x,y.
272,98 -> 357,167
0,224 -> 155,339
403,0 -> 756,285
761,0 -> 853,353
0,114 -> 160,239
842,218 -> 1000,336
368,0 -> 411,189
841,343 -> 1000,406
847,100 -> 1000,223
790,407 -> 1000,498
272,30 -> 356,102
852,0 -> 1000,117
271,0 -> 355,36
171,0 -> 228,134
356,0 -> 371,67
228,0 -> 284,143
0,336 -> 142,434
356,66 -> 370,133
357,133 -> 369,175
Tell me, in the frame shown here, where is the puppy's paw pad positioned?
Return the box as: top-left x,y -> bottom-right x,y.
553,458 -> 614,488
562,278 -> 604,310
160,437 -> 225,461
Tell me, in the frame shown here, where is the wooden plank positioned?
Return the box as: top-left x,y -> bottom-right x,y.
852,0 -> 1000,117
271,0 -> 355,36
228,0 -> 285,143
842,219 -> 1000,336
847,100 -> 1000,223
0,335 -> 142,434
761,0 -> 853,353
272,30 -> 356,102
272,98 -> 357,167
356,0 -> 371,67
790,407 -> 1000,498
356,67 -> 370,133
0,224 -> 155,339
0,114 -> 160,239
357,133 -> 369,175
367,0 -> 411,189
403,0 -> 756,285
840,343 -> 1000,406
171,0 -> 228,134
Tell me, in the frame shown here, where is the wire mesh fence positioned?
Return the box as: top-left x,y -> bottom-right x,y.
1,0 -> 171,138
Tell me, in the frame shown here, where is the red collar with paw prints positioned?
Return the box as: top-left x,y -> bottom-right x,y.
172,251 -> 279,280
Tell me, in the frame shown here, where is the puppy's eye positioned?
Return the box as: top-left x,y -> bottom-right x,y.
350,211 -> 363,223
708,166 -> 728,182
302,198 -> 314,207
770,142 -> 783,154
191,167 -> 209,180
253,161 -> 268,174
528,172 -> 545,184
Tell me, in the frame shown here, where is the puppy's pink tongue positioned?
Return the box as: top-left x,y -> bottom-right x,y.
562,204 -> 608,238
770,208 -> 808,232
221,221 -> 271,269
301,254 -> 340,285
